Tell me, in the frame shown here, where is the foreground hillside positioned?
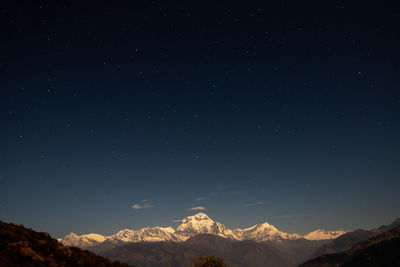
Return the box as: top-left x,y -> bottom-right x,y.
300,225 -> 400,267
0,221 -> 130,267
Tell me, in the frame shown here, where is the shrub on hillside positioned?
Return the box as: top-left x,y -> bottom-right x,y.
191,256 -> 228,267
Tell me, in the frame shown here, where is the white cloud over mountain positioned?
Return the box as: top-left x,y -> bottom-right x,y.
188,206 -> 206,211
243,201 -> 264,207
132,199 -> 152,210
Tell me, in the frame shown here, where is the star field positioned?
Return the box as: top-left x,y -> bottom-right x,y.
1,1 -> 400,237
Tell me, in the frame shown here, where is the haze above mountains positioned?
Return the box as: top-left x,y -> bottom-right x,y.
59,213 -> 346,250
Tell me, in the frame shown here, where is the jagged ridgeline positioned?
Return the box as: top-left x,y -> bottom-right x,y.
59,212 -> 345,251
0,221 -> 130,267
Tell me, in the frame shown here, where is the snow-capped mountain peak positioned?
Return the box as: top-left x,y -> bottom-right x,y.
186,212 -> 210,220
241,221 -> 300,241
303,229 -> 346,240
176,213 -> 234,240
61,232 -> 107,248
109,226 -> 179,243
111,229 -> 137,242
177,213 -> 215,231
250,222 -> 279,233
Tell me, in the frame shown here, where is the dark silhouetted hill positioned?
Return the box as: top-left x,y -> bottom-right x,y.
300,225 -> 400,267
0,221 -> 131,267
191,256 -> 228,267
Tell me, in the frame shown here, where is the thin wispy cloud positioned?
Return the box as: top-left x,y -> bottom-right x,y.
217,185 -> 226,190
132,199 -> 153,210
188,206 -> 206,211
172,219 -> 182,223
272,213 -> 320,219
194,197 -> 205,201
243,201 -> 264,207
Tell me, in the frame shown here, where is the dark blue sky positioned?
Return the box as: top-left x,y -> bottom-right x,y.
1,1 -> 400,237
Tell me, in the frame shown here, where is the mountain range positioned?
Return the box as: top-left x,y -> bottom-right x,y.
2,215 -> 399,267
100,219 -> 400,267
59,213 -> 346,251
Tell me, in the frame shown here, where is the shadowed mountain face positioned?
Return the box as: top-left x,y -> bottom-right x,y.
266,239 -> 330,265
101,234 -> 293,267
311,217 -> 400,258
0,221 -> 130,267
378,217 -> 400,232
311,229 -> 380,258
300,225 -> 400,267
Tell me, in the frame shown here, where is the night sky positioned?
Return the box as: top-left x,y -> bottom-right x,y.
1,1 -> 400,237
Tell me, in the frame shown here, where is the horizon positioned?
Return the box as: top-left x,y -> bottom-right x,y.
59,213 -> 400,238
3,212 -> 398,239
1,2 -> 400,239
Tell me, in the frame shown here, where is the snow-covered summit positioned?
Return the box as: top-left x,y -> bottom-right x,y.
109,226 -> 179,243
176,212 -> 239,240
239,222 -> 301,241
303,229 -> 346,240
179,212 -> 212,225
61,232 -> 107,248
176,213 -> 214,235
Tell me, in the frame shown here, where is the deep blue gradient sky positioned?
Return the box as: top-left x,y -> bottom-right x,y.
1,1 -> 400,237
